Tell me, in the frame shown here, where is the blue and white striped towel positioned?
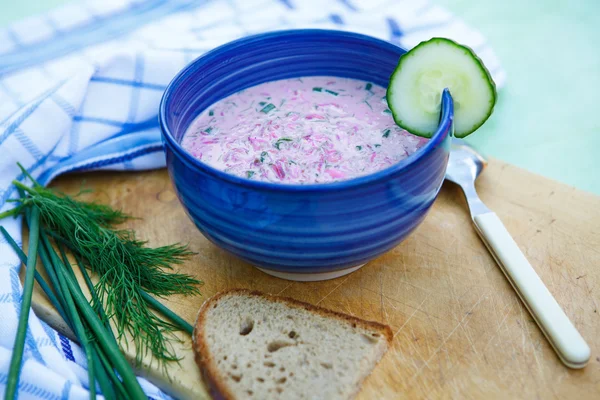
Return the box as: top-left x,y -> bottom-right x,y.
0,0 -> 505,398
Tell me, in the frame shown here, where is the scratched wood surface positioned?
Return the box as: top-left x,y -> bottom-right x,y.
29,159 -> 600,399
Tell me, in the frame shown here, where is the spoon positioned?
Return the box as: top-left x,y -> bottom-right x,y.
445,138 -> 590,369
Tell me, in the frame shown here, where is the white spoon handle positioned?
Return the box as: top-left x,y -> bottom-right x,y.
473,212 -> 590,369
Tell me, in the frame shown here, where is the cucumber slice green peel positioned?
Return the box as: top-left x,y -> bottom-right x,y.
386,37 -> 497,138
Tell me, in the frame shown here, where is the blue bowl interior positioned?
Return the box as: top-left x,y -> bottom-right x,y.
163,30 -> 407,145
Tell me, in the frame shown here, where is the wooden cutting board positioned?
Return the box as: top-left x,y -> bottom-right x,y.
27,159 -> 600,399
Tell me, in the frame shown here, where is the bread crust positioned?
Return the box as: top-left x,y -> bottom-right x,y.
193,289 -> 392,400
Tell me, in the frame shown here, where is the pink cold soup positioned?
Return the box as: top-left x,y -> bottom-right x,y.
181,77 -> 427,184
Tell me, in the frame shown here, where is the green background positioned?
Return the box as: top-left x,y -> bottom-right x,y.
1,0 -> 599,194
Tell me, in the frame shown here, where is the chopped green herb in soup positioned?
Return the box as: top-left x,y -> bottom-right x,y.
181,77 -> 427,183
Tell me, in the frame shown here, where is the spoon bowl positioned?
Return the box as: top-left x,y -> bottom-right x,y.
445,139 -> 487,185
445,139 -> 491,219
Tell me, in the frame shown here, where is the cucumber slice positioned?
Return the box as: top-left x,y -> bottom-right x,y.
387,37 -> 496,138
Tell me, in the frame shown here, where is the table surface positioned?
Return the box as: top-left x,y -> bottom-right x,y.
1,0 -> 599,196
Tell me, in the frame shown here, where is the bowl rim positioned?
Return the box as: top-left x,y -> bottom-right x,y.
159,29 -> 453,192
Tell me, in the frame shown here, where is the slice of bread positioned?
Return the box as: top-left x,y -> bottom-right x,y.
193,289 -> 392,400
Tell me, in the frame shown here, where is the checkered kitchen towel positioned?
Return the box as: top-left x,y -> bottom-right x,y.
0,0 -> 505,398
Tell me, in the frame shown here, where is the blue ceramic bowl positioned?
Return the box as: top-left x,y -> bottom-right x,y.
160,29 -> 453,281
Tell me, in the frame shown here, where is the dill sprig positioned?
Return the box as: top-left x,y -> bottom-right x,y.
2,170 -> 202,366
